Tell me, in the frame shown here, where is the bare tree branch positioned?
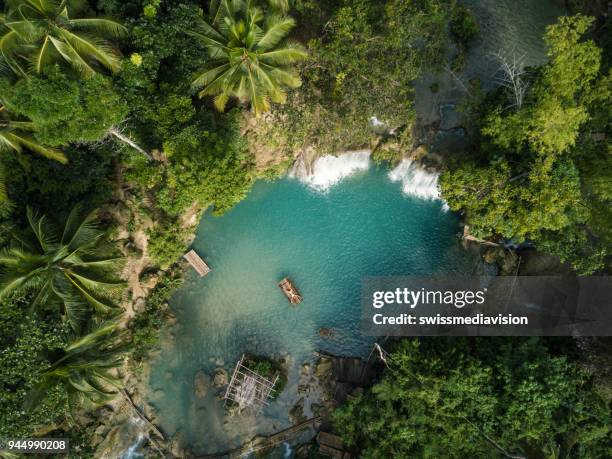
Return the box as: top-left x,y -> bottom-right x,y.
491,51 -> 528,109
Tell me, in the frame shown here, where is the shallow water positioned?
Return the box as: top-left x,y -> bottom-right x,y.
414,0 -> 562,127
462,0 -> 563,88
148,160 -> 480,454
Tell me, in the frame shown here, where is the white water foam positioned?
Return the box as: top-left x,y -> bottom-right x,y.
388,158 -> 449,210
291,151 -> 448,209
290,150 -> 371,191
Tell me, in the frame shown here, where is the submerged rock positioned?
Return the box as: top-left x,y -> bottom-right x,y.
193,370 -> 209,399
318,327 -> 334,338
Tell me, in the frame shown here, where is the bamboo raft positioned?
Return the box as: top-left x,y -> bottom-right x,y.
278,277 -> 303,304
183,249 -> 211,277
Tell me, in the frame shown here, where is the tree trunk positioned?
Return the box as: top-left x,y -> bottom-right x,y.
108,127 -> 152,161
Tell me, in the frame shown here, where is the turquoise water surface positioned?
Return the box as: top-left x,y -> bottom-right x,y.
148,163 -> 480,454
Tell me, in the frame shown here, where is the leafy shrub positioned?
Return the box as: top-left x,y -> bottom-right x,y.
130,270 -> 184,362
450,5 -> 479,46
1,68 -> 127,146
0,294 -> 70,438
244,355 -> 288,399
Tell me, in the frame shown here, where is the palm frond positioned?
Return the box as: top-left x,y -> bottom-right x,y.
58,30 -> 122,73
257,15 -> 295,50
68,18 -> 127,38
259,41 -> 307,65
4,131 -> 67,162
192,62 -> 231,91
0,162 -> 6,202
49,35 -> 95,77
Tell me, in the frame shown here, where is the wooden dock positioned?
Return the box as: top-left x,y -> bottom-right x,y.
278,277 -> 302,304
183,249 -> 211,277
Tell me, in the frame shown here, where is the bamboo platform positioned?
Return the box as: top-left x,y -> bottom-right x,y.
183,249 -> 211,277
278,277 -> 302,304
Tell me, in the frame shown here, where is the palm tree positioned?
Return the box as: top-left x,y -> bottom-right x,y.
27,318 -> 130,410
0,206 -> 124,331
191,0 -> 308,116
0,104 -> 66,201
0,0 -> 126,77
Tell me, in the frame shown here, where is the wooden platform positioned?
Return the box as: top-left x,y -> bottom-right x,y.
317,432 -> 352,459
278,277 -> 302,304
183,249 -> 211,277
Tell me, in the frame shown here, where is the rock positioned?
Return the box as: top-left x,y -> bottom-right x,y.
140,272 -> 160,289
310,403 -> 323,416
131,391 -> 143,408
193,370 -> 209,399
169,432 -> 185,458
289,398 -> 306,425
439,103 -> 463,130
295,443 -> 313,459
482,246 -> 519,275
483,247 -> 499,264
95,419 -> 145,459
318,327 -> 334,338
314,358 -> 333,380
133,298 -> 146,314
215,358 -> 224,366
301,363 -> 310,375
90,424 -> 108,447
213,368 -> 228,388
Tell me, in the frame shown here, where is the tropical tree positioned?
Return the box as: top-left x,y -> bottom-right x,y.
0,103 -> 66,201
0,206 -> 124,331
0,0 -> 126,78
27,318 -> 129,410
334,338 -> 611,458
191,0 -> 308,116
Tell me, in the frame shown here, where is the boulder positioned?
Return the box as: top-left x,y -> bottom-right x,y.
213,368 -> 229,388
314,358 -> 333,380
289,398 -> 306,425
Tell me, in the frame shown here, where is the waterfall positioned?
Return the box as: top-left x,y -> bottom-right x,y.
290,151 -> 448,209
118,418 -> 147,459
388,159 -> 449,210
120,432 -> 145,459
289,150 -> 370,191
282,442 -> 293,458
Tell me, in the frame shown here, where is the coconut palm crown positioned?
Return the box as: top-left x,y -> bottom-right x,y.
191,0 -> 308,116
0,104 -> 66,201
0,206 -> 124,331
0,0 -> 126,77
27,318 -> 130,410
